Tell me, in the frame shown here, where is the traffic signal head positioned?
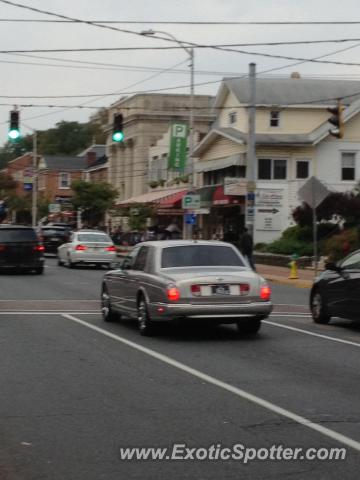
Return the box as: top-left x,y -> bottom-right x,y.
112,113 -> 124,142
8,110 -> 20,140
327,101 -> 345,139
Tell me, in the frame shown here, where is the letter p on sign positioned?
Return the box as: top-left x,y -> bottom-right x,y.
173,124 -> 187,138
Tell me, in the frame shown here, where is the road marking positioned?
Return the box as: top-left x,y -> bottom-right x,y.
0,311 -> 99,315
264,320 -> 360,348
63,313 -> 360,452
270,313 -> 310,318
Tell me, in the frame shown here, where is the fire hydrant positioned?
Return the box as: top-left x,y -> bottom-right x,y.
289,254 -> 299,280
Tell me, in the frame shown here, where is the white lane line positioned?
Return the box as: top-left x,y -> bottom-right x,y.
0,311 -> 99,315
271,313 -> 310,318
63,313 -> 360,452
264,320 -> 360,348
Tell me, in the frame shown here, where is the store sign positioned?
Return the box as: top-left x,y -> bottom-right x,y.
255,188 -> 284,231
168,123 -> 188,171
224,178 -> 247,196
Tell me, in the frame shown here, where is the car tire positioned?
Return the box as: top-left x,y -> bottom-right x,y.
236,318 -> 261,334
57,258 -> 63,266
137,296 -> 155,336
35,266 -> 44,275
67,256 -> 75,268
101,286 -> 120,322
311,291 -> 330,324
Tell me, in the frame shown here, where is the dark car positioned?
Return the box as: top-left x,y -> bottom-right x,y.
310,249 -> 360,324
41,226 -> 69,254
0,225 -> 45,274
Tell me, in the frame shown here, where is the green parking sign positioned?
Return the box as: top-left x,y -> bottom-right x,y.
168,123 -> 188,171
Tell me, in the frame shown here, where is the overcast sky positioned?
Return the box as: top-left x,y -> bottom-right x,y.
1,0 -> 360,143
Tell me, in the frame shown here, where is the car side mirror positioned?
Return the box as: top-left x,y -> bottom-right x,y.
325,261 -> 341,272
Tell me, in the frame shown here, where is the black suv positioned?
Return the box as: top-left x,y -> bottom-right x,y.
41,226 -> 69,254
0,225 -> 45,274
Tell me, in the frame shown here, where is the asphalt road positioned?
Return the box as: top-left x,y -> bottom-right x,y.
1,258 -> 359,479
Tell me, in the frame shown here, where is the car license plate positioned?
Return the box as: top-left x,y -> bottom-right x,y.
51,237 -> 59,241
211,284 -> 230,295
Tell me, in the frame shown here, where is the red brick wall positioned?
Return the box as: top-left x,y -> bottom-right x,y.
38,170 -> 83,201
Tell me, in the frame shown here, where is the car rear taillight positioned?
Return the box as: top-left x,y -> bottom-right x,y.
260,285 -> 271,301
191,284 -> 201,296
75,244 -> 87,251
167,287 -> 181,301
105,245 -> 116,252
239,283 -> 250,294
0,244 -> 6,252
33,245 -> 45,252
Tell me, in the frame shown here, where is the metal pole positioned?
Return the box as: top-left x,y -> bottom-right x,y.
246,63 -> 257,238
187,47 -> 195,240
32,130 -> 37,227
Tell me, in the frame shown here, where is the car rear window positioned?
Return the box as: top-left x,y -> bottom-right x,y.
161,245 -> 244,268
77,233 -> 111,243
0,228 -> 37,242
42,228 -> 67,235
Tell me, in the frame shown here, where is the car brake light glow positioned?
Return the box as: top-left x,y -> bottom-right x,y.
191,284 -> 201,296
75,244 -> 87,251
260,285 -> 271,301
33,245 -> 45,252
105,245 -> 116,252
167,287 -> 180,301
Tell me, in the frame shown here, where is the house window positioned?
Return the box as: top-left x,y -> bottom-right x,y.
229,112 -> 237,125
341,152 -> 356,181
59,172 -> 70,189
270,110 -> 280,127
258,158 -> 287,180
296,160 -> 309,179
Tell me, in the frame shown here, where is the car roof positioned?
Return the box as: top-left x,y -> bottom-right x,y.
137,240 -> 234,248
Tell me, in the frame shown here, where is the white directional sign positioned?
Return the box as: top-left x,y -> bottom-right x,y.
255,188 -> 284,231
182,194 -> 201,210
48,203 -> 61,213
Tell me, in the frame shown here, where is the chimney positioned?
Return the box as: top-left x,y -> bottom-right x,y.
290,72 -> 301,79
86,151 -> 97,168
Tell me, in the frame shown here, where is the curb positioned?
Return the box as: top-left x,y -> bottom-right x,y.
262,274 -> 312,289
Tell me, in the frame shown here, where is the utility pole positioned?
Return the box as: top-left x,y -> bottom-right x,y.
246,63 -> 257,238
186,47 -> 195,240
31,130 -> 37,228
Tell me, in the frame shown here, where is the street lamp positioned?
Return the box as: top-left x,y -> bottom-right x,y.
141,29 -> 195,239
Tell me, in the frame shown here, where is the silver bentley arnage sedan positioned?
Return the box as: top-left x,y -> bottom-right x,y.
101,240 -> 272,335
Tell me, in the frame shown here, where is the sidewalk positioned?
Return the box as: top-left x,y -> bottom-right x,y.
256,264 -> 315,289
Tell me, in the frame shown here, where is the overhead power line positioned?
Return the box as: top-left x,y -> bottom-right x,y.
2,18 -> 360,25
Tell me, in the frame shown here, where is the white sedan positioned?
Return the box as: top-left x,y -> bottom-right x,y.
57,230 -> 117,268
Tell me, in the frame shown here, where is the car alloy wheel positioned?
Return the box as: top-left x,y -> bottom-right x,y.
311,291 -> 330,324
101,287 -> 119,322
137,297 -> 155,336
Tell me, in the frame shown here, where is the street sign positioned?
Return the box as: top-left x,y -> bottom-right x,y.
48,203 -> 61,213
255,188 -> 284,232
168,123 -> 188,171
182,194 -> 201,210
23,183 -> 32,191
185,213 -> 197,225
298,176 -> 330,209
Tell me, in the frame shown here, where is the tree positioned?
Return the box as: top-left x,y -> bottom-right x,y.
71,180 -> 118,227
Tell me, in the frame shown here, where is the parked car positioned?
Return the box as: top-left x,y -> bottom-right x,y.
0,224 -> 45,274
101,240 -> 272,335
41,226 -> 69,254
310,249 -> 360,324
57,230 -> 117,268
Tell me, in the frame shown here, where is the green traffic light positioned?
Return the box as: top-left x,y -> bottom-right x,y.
112,131 -> 124,142
8,129 -> 20,140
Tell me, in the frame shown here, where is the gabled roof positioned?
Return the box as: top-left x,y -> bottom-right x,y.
39,155 -> 86,171
84,155 -> 108,171
77,144 -> 106,158
214,77 -> 360,109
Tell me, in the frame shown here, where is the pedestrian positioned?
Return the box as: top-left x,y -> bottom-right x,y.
164,221 -> 181,240
240,227 -> 256,271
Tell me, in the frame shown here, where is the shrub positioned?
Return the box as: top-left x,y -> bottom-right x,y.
323,229 -> 360,262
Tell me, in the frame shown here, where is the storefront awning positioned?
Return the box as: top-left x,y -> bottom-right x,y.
195,154 -> 245,173
212,185 -> 245,206
158,189 -> 187,208
117,188 -> 187,206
